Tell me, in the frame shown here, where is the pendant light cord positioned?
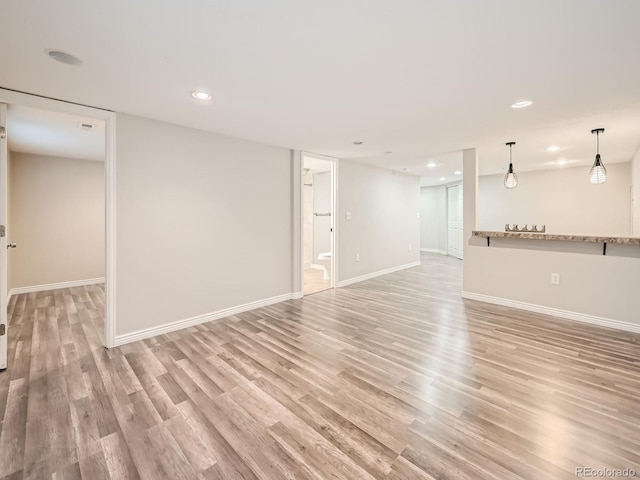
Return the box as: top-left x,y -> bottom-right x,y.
596,130 -> 600,154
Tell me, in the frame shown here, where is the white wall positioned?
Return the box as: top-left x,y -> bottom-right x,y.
338,161 -> 420,282
478,163 -> 631,236
632,146 -> 640,235
115,114 -> 292,338
420,185 -> 447,253
313,171 -> 331,260
463,149 -> 640,329
9,152 -> 104,289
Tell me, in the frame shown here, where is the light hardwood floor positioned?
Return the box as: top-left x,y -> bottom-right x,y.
303,267 -> 331,295
0,253 -> 639,479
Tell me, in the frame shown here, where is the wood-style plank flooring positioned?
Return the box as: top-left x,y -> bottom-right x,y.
303,267 -> 331,295
1,253 -> 639,479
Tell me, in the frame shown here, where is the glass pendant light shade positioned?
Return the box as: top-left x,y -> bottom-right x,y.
504,163 -> 518,188
503,141 -> 517,189
589,128 -> 606,184
589,154 -> 607,184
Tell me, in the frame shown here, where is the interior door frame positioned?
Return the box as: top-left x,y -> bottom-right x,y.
0,88 -> 117,349
297,151 -> 339,296
0,103 -> 7,368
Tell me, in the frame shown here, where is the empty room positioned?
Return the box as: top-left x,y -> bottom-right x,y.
0,1 -> 639,479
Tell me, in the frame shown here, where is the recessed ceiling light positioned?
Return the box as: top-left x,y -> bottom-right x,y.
511,100 -> 533,109
403,168 -> 410,172
191,91 -> 212,101
439,177 -> 446,181
427,162 -> 436,168
556,158 -> 568,165
546,145 -> 561,152
46,49 -> 82,66
454,170 -> 462,175
353,141 -> 363,145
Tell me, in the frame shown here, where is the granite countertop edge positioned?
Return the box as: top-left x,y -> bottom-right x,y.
471,231 -> 640,245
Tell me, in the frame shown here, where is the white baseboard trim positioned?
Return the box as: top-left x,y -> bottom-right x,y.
114,292 -> 301,347
291,291 -> 304,300
337,261 -> 421,288
309,264 -> 325,270
462,291 -> 640,334
420,248 -> 447,255
9,277 -> 105,298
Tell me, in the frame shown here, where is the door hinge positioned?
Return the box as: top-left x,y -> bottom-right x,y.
0,126 -> 6,139
0,324 -> 5,336
0,225 -> 5,237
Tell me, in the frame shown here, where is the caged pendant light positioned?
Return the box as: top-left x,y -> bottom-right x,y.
589,128 -> 607,184
504,141 -> 518,189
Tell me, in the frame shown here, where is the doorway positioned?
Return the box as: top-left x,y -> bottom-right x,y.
0,89 -> 115,371
447,183 -> 463,259
302,153 -> 337,295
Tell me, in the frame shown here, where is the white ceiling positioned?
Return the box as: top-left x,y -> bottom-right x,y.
1,1 -> 639,180
417,151 -> 463,187
7,105 -> 105,161
303,156 -> 332,173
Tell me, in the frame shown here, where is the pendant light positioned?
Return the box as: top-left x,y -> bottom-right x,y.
589,128 -> 606,184
504,141 -> 518,189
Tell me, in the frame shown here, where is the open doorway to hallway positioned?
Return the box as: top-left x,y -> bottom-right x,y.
302,154 -> 336,295
419,151 -> 464,260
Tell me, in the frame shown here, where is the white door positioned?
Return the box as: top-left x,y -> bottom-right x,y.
0,103 -> 8,369
447,184 -> 463,259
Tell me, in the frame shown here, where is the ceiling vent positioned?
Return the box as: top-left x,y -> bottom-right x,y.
78,122 -> 96,131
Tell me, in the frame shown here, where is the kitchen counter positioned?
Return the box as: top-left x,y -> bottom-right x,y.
472,231 -> 640,245
472,231 -> 640,254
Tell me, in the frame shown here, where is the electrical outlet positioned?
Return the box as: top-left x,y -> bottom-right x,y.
355,253 -> 360,262
416,212 -> 420,219
345,211 -> 351,221
408,244 -> 412,252
551,273 -> 560,285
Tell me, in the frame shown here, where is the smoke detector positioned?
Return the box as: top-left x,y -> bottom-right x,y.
78,122 -> 96,131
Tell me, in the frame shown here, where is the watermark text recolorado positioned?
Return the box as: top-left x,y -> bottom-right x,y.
576,467 -> 636,478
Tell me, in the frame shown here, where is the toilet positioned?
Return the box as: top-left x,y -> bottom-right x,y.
317,252 -> 332,280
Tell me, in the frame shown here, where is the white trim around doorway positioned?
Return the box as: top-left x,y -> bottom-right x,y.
298,151 -> 339,296
0,88 -> 117,348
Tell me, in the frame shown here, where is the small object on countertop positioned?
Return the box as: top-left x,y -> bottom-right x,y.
505,224 -> 545,233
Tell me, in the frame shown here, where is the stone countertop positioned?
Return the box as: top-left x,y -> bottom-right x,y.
472,231 -> 640,245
